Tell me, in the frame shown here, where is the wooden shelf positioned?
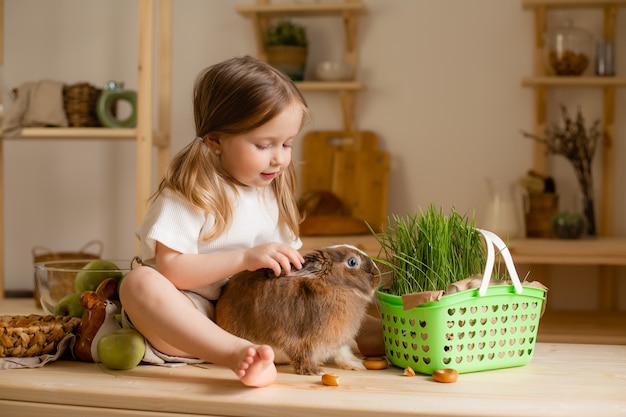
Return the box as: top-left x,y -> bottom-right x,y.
523,0 -> 626,9
295,81 -> 365,91
17,127 -> 135,139
0,0 -> 172,299
537,309 -> 626,344
236,0 -> 367,131
508,237 -> 626,265
235,2 -> 366,17
521,0 -> 626,315
522,76 -> 626,87
522,0 -> 625,235
304,235 -> 626,266
12,127 -> 169,147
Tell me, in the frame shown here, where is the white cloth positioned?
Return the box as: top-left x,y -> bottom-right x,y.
2,80 -> 68,137
135,186 -> 302,299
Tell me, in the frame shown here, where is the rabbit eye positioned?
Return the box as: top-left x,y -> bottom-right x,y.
347,257 -> 360,268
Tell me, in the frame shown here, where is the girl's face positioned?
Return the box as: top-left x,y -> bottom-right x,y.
215,102 -> 304,188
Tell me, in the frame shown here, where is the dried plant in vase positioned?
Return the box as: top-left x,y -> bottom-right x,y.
521,105 -> 601,236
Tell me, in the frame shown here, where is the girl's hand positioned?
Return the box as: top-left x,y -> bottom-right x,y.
243,243 -> 305,277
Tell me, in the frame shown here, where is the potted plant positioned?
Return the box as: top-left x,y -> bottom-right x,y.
368,205 -> 547,375
265,20 -> 308,81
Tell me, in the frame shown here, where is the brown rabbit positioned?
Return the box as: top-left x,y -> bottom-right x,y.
215,244 -> 380,375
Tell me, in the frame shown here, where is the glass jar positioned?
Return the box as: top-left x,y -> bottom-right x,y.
544,20 -> 593,76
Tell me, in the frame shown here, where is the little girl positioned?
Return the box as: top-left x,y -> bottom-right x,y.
119,56 -> 308,387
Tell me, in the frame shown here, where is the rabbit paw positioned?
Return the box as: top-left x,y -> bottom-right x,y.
291,358 -> 323,375
333,344 -> 367,371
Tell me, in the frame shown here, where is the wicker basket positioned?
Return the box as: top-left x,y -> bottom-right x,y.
267,45 -> 308,81
63,82 -> 103,127
0,314 -> 81,358
525,192 -> 559,238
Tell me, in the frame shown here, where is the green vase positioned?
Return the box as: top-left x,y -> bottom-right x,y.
96,81 -> 137,128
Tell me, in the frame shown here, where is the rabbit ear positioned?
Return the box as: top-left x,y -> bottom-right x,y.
287,262 -> 320,278
286,251 -> 325,278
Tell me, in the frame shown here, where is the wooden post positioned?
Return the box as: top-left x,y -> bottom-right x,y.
600,4 -> 617,237
338,90 -> 356,131
136,0 -> 155,226
532,6 -> 547,175
342,13 -> 358,68
0,0 -> 4,299
253,0 -> 269,62
598,5 -> 618,311
533,86 -> 547,174
601,85 -> 615,236
156,0 -> 172,181
533,6 -> 546,76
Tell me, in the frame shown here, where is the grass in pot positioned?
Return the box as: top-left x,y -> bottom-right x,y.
368,205 -> 547,375
371,206 -> 486,297
266,20 -> 308,81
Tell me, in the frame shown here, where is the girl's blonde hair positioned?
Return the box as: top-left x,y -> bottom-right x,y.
155,56 -> 309,240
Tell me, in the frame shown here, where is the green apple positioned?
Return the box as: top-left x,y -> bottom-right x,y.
53,292 -> 84,318
97,328 -> 146,370
74,260 -> 124,294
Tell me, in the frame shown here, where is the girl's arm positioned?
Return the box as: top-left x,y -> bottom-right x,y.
154,241 -> 304,290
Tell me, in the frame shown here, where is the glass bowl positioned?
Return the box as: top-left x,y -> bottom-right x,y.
34,259 -> 133,315
544,20 -> 593,76
315,61 -> 354,81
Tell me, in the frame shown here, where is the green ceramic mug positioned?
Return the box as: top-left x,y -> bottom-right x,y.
96,81 -> 137,128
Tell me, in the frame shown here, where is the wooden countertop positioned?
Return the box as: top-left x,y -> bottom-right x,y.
301,234 -> 626,265
2,299 -> 626,416
507,237 -> 626,265
1,343 -> 625,417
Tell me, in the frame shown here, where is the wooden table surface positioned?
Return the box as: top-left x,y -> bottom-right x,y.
1,341 -> 625,416
2,289 -> 626,416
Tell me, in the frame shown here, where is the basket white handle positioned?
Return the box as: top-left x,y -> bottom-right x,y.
477,229 -> 523,297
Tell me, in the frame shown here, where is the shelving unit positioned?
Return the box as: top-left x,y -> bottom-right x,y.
0,0 -> 172,299
520,0 -> 626,314
235,0 -> 367,131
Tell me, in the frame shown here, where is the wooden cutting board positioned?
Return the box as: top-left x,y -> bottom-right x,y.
299,130 -> 390,232
300,130 -> 379,194
331,149 -> 390,231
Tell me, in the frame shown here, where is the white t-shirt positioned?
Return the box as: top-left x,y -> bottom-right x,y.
136,186 -> 302,299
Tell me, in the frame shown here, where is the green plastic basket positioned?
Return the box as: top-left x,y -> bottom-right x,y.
376,229 -> 547,375
377,284 -> 546,375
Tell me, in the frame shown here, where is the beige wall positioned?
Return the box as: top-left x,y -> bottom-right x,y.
3,1 -> 626,309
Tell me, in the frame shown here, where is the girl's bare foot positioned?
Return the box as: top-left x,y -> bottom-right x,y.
235,345 -> 277,387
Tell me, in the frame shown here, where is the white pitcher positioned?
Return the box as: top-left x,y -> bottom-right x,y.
483,178 -> 527,240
